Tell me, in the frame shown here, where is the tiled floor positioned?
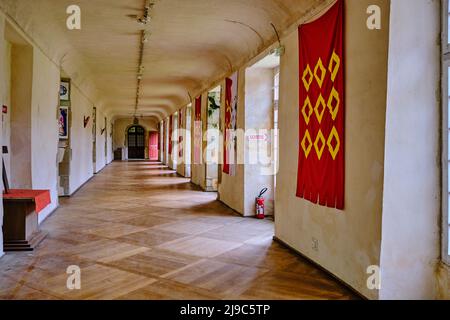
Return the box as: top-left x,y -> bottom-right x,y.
0,161 -> 357,300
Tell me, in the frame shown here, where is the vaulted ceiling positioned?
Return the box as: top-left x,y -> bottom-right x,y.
0,0 -> 329,120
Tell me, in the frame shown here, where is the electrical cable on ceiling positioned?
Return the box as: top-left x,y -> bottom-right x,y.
133,2 -> 154,118
270,23 -> 285,56
224,19 -> 264,45
270,23 -> 281,46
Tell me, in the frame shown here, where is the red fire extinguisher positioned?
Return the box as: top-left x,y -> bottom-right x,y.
255,188 -> 268,219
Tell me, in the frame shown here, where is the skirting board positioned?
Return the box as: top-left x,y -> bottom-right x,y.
273,236 -> 368,300
38,205 -> 59,225
61,160 -> 114,198
59,175 -> 93,198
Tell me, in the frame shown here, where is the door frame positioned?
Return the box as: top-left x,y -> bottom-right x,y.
148,130 -> 159,161
126,125 -> 146,159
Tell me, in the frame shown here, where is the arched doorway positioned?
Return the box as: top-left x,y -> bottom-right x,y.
127,125 -> 145,159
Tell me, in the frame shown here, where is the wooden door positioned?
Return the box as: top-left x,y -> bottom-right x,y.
128,126 -> 145,159
149,131 -> 159,160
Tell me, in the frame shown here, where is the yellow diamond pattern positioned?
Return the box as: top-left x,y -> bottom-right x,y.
327,126 -> 341,160
327,87 -> 340,121
314,94 -> 326,124
314,130 -> 326,160
300,53 -> 343,162
314,58 -> 326,88
329,51 -> 340,82
302,65 -> 313,92
301,130 -> 313,158
301,96 -> 313,125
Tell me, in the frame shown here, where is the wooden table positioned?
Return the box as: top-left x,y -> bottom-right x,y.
3,189 -> 51,251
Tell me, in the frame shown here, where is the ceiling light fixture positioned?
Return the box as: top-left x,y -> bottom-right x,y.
137,0 -> 154,25
142,31 -> 149,43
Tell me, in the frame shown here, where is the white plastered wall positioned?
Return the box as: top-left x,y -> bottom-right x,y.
0,18 -> 60,223
0,14 -> 5,258
69,85 -> 95,194
380,0 -> 441,300
243,66 -> 275,216
31,45 -> 60,222
0,11 -> 113,228
95,109 -> 109,173
274,0 -> 390,300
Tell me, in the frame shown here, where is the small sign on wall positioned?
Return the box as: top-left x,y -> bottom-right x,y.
247,134 -> 268,142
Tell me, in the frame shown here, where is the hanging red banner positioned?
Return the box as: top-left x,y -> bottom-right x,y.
296,0 -> 345,210
223,72 -> 238,176
194,96 -> 202,164
168,115 -> 173,155
162,120 -> 166,153
178,108 -> 183,158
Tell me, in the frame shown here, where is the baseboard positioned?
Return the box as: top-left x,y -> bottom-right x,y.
63,160 -> 114,198
273,236 -> 368,300
94,163 -> 108,174
38,205 -> 59,224
215,194 -> 243,216
0,250 -> 4,259
60,175 -> 94,198
175,172 -> 189,179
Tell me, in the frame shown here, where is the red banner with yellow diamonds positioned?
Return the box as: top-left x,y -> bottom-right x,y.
162,119 -> 166,153
169,115 -> 173,155
178,108 -> 183,158
296,0 -> 344,210
223,73 -> 238,176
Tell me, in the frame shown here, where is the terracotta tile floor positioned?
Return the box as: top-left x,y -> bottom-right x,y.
0,161 -> 357,300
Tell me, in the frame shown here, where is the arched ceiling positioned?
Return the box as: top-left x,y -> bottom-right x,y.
0,0 -> 329,120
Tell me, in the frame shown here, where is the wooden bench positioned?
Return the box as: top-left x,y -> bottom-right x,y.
3,189 -> 51,251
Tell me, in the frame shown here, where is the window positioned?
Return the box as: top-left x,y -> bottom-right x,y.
273,69 -> 280,103
441,0 -> 450,265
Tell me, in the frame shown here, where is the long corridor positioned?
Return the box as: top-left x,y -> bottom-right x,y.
0,161 -> 357,300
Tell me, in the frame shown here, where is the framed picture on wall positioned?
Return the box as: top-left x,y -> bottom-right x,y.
60,79 -> 70,101
59,106 -> 69,139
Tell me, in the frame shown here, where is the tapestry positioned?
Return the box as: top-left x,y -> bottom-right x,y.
194,96 -> 202,164
168,115 -> 173,155
178,108 -> 183,158
162,120 -> 166,153
296,0 -> 345,210
59,106 -> 69,139
223,72 -> 238,176
207,89 -> 221,165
